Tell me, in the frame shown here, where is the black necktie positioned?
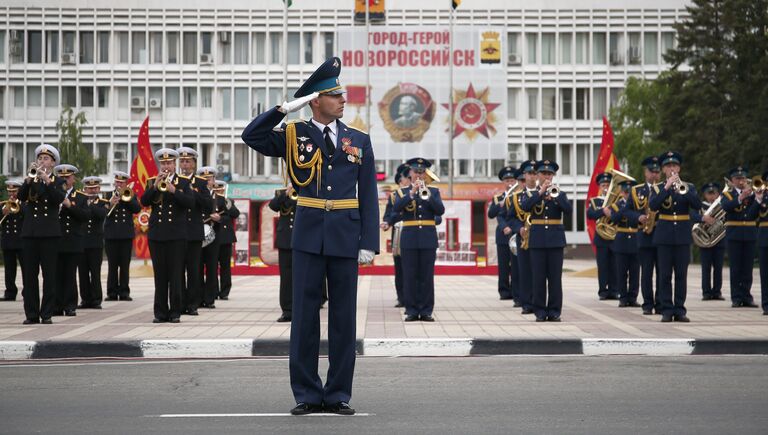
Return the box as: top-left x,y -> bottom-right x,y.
323,126 -> 335,157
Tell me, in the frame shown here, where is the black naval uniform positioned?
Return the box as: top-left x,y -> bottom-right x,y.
55,188 -> 91,315
78,197 -> 109,308
18,176 -> 66,322
104,193 -> 141,300
141,174 -> 194,321
201,193 -> 225,307
1,203 -> 25,301
181,175 -> 213,313
215,198 -> 240,300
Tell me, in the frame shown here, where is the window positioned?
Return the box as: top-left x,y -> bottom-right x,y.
527,144 -> 537,160
661,32 -> 675,59
220,32 -> 231,64
116,31 -> 129,63
507,32 -> 519,60
541,33 -> 555,65
610,87 -> 623,109
149,86 -> 162,105
27,86 -> 41,107
559,33 -> 572,64
527,89 -> 538,119
542,144 -> 556,162
46,31 -> 58,63
561,144 -> 572,175
542,88 -> 556,120
97,86 -> 109,108
0,31 -> 4,63
252,88 -> 266,115
560,88 -> 572,120
576,88 -> 589,120
166,87 -> 180,107
183,32 -> 197,64
644,32 -> 658,65
63,31 -> 76,56
576,199 -> 586,231
323,32 -> 334,60
592,32 -> 606,64
234,87 -> 249,120
525,33 -> 537,64
609,32 -> 623,65
303,32 -> 313,64
150,32 -> 162,63
132,31 -> 146,63
167,32 -> 179,63
13,87 -> 24,107
117,87 -> 128,109
575,32 -> 588,64
183,87 -> 197,107
287,32 -> 300,64
234,32 -> 248,64
220,88 -> 231,119
62,86 -> 76,108
201,87 -> 212,108
97,31 -> 109,63
576,143 -> 589,175
45,86 -> 58,107
252,32 -> 266,63
0,88 -> 4,118
80,31 -> 94,64
507,88 -> 518,119
201,32 -> 212,55
28,31 -> 42,63
474,159 -> 487,178
592,88 -> 607,120
628,32 -> 641,64
270,32 -> 281,64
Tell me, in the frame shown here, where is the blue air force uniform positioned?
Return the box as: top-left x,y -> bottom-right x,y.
697,183 -> 726,300
488,166 -> 519,302
241,57 -> 379,409
383,164 -> 411,307
629,162 -> 662,314
520,160 -> 571,321
1,181 -> 25,301
610,185 -> 640,306
586,172 -> 618,300
507,160 -> 536,314
649,152 -> 702,320
757,170 -> 768,315
392,158 -> 445,320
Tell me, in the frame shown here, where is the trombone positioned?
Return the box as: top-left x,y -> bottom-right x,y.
107,182 -> 135,217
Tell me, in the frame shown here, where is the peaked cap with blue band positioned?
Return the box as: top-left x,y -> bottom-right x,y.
406,157 -> 432,171
659,151 -> 682,166
498,165 -> 516,181
596,172 -> 612,185
294,57 -> 345,98
727,166 -> 749,178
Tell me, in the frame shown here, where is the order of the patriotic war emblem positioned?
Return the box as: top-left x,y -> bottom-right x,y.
378,83 -> 435,143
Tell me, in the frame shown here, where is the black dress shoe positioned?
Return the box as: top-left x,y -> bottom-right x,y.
618,301 -> 629,307
535,316 -> 546,322
674,314 -> 690,322
1,296 -> 16,302
546,316 -> 561,322
521,308 -> 534,315
394,302 -> 404,308
499,295 -> 513,300
186,309 -> 199,316
105,296 -> 118,301
276,315 -> 292,323
743,301 -> 758,308
513,301 -> 522,308
290,403 -> 323,415
64,310 -> 76,317
201,302 -> 216,309
152,318 -> 167,323
119,296 -> 133,301
606,294 -> 619,300
763,311 -> 768,316
325,401 -> 355,415
219,296 -> 229,301
51,310 -> 64,317
22,319 -> 39,325
732,302 -> 744,308
598,295 -> 607,301
420,314 -> 435,322
169,317 -> 181,323
712,295 -> 725,301
661,314 -> 674,323
627,301 -> 641,307
642,309 -> 653,315
404,314 -> 419,322
702,295 -> 713,301
41,318 -> 52,324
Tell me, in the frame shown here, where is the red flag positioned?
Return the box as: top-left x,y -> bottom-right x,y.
128,116 -> 158,259
585,117 -> 621,250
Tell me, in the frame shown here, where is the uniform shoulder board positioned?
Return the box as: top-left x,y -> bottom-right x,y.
286,118 -> 305,125
397,189 -> 405,198
178,174 -> 191,180
390,193 -> 397,205
98,198 -> 110,204
525,191 -> 532,198
723,190 -> 733,201
74,190 -> 86,197
589,198 -> 598,209
652,185 -> 660,194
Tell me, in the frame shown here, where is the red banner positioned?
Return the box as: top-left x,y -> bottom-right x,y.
129,116 -> 158,259
585,117 -> 620,251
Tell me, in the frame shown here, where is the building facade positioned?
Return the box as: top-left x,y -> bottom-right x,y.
0,0 -> 689,248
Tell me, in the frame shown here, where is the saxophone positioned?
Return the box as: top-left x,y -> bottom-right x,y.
642,202 -> 658,234
520,214 -> 532,250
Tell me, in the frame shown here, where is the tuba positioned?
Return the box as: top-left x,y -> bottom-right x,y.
692,178 -> 732,248
595,169 -> 637,240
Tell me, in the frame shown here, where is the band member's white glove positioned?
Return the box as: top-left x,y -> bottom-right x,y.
278,92 -> 319,114
357,249 -> 375,265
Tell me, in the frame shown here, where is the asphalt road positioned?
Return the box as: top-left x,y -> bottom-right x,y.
1,356 -> 767,435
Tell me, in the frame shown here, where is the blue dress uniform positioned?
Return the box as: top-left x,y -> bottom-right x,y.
610,185 -> 641,307
586,172 -> 618,300
649,151 -> 702,321
269,187 -> 298,319
757,170 -> 768,315
1,181 -> 25,301
383,164 -> 411,307
140,149 -> 195,323
721,166 -> 760,308
104,171 -> 141,301
18,144 -> 66,324
212,181 -> 240,301
392,158 -> 445,321
697,183 -> 726,301
520,160 -> 572,321
507,160 -> 536,314
241,57 -> 379,411
488,165 -> 519,302
53,165 -> 91,317
78,177 -> 110,309
629,156 -> 662,314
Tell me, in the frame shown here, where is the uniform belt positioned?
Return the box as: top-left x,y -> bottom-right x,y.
402,220 -> 436,227
616,227 -> 638,233
296,196 -> 358,211
530,219 -> 562,225
725,221 -> 756,227
658,215 -> 689,222
760,222 -> 768,227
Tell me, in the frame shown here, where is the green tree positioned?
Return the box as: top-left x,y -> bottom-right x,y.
55,107 -> 107,186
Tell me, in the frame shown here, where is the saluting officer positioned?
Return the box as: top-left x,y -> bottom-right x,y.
141,148 -> 195,323
18,144 -> 65,324
629,156 -> 662,315
1,180 -> 25,302
586,172 -> 618,301
197,166 -> 220,308
78,176 -> 109,309
755,170 -> 768,316
698,182 -> 726,301
381,163 -> 411,308
720,166 -> 760,308
104,171 -> 141,301
177,147 -> 213,316
53,164 -> 90,317
649,151 -> 702,322
242,57 -> 379,416
610,180 -> 641,308
270,184 -> 298,322
520,160 -> 571,322
488,165 -> 519,302
508,160 -> 538,315
211,181 -> 240,302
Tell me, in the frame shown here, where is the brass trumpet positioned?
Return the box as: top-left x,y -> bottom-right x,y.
670,171 -> 688,195
107,182 -> 135,217
0,199 -> 21,225
275,187 -> 299,200
749,176 -> 765,193
157,171 -> 173,192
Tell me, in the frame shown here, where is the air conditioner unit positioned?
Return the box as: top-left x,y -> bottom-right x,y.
9,30 -> 22,41
61,52 -> 77,65
200,53 -> 213,64
609,52 -> 622,65
114,150 -> 127,161
219,31 -> 230,44
131,96 -> 145,109
508,53 -> 521,65
148,97 -> 162,108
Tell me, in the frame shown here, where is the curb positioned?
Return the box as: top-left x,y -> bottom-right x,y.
2,338 -> 768,360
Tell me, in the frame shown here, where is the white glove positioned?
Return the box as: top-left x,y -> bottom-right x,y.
357,249 -> 375,265
278,92 -> 319,114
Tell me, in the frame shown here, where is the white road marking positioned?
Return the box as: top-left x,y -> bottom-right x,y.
152,413 -> 373,418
